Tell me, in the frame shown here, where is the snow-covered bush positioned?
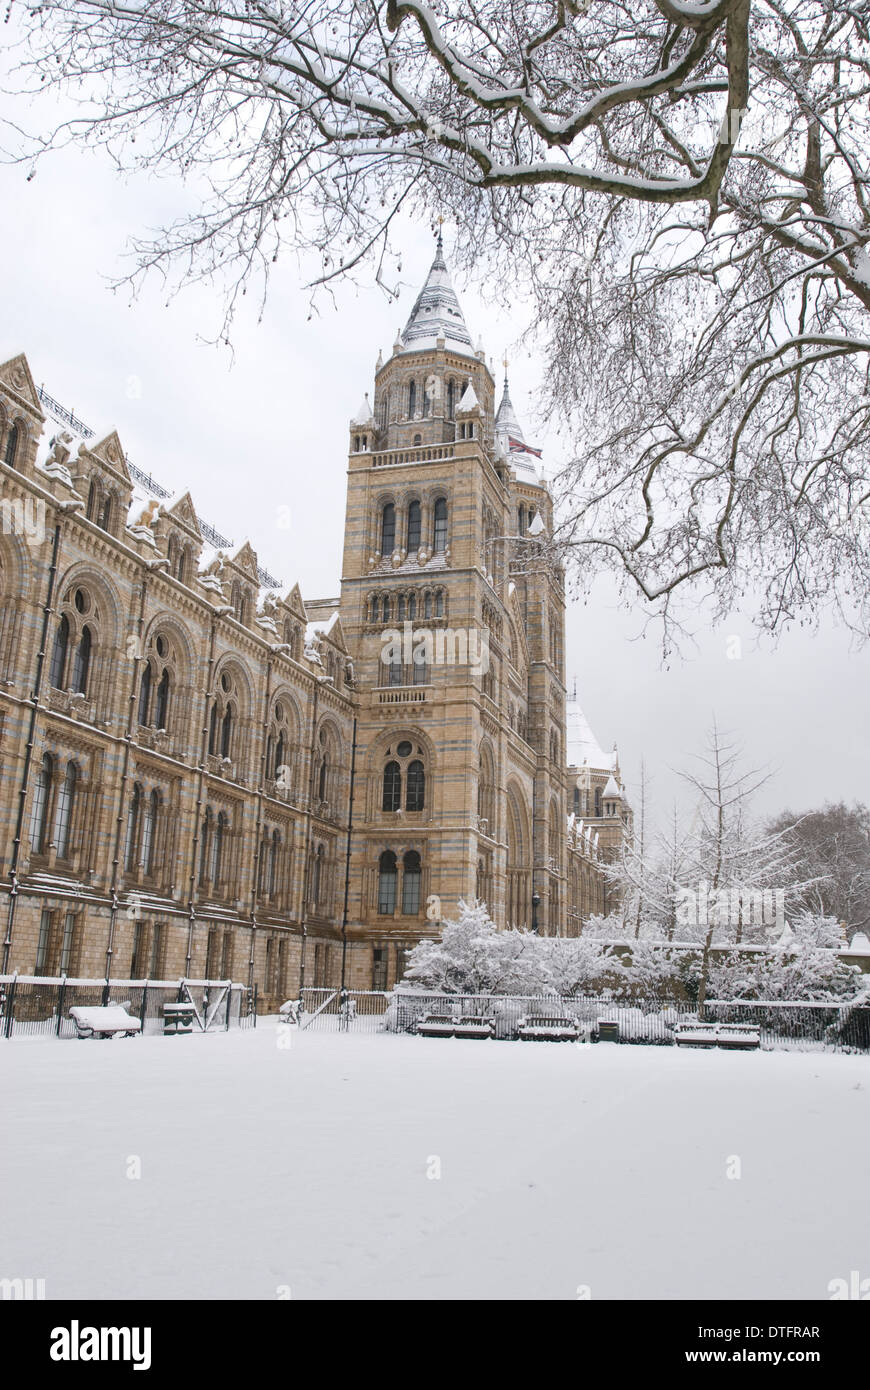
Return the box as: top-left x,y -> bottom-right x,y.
708,914 -> 867,1002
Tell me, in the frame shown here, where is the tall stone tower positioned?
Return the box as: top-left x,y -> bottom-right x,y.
338,236 -> 572,974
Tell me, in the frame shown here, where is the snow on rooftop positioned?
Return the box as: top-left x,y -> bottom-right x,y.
566,697 -> 614,772
457,381 -> 480,413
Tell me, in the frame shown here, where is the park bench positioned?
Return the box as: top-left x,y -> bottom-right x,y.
674,1022 -> 760,1050
416,1013 -> 458,1037
69,1004 -> 142,1040
452,1015 -> 495,1039
517,1014 -> 580,1042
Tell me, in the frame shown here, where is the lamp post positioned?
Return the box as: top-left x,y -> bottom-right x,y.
531,890 -> 541,934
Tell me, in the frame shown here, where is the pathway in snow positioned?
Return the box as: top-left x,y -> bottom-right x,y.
1,1025 -> 866,1299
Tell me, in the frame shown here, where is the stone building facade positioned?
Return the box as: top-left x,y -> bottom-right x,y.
0,240 -> 630,1006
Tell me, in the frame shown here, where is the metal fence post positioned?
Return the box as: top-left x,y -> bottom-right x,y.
4,974 -> 17,1038
139,981 -> 149,1035
56,978 -> 66,1037
225,981 -> 232,1031
252,982 -> 258,1026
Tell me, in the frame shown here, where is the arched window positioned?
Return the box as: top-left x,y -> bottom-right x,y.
408,593 -> 416,620
221,706 -> 233,759
138,664 -> 152,726
406,760 -> 425,812
86,479 -> 100,521
154,669 -> 170,729
408,380 -> 416,417
378,850 -> 397,914
594,787 -> 602,817
312,844 -> 324,905
407,501 -> 421,551
124,784 -> 142,872
49,614 -> 69,689
369,595 -> 379,623
518,506 -> 526,536
269,829 -> 280,898
382,595 -> 391,622
5,423 -> 19,468
402,851 -> 421,915
573,787 -> 581,815
208,702 -> 218,756
447,379 -> 455,419
381,503 -> 396,555
275,733 -> 285,779
98,492 -> 112,533
382,761 -> 401,812
30,753 -> 53,855
167,535 -> 178,575
210,811 -> 226,886
53,762 -> 77,860
318,754 -> 328,803
177,546 -> 188,585
423,377 -> 432,417
71,625 -> 91,695
388,653 -> 403,687
141,790 -> 158,875
433,497 -> 448,552
412,655 -> 428,686
424,591 -> 432,619
434,589 -> 444,618
198,809 -> 211,886
397,593 -> 405,622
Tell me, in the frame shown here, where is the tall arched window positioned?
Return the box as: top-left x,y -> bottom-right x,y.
210,811 -> 225,886
381,503 -> 396,555
154,669 -> 170,729
407,380 -> 416,417
98,492 -> 113,533
221,706 -> 233,758
407,501 -> 421,551
318,754 -> 328,802
86,479 -> 100,521
177,546 -> 189,585
268,829 -> 280,898
378,850 -> 397,914
408,593 -> 416,620
434,590 -> 444,618
124,784 -> 142,872
5,423 -> 19,468
447,379 -> 455,419
381,595 -> 391,622
49,614 -> 69,689
433,497 -> 448,552
29,753 -> 53,855
71,626 -> 91,695
402,850 -> 421,915
594,787 -> 602,817
406,760 -> 425,812
382,761 -> 401,812
198,809 -> 211,886
138,664 -> 152,725
208,702 -> 218,755
141,790 -> 158,875
53,763 -> 77,860
312,844 -> 324,905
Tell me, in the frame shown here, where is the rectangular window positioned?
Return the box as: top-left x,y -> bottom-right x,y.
413,660 -> 428,686
131,920 -> 149,979
372,947 -> 388,992
389,657 -> 403,687
150,923 -> 166,980
220,930 -> 234,981
59,911 -> 78,976
35,909 -> 53,975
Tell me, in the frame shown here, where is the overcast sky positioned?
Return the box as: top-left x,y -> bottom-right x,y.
1,64 -> 868,834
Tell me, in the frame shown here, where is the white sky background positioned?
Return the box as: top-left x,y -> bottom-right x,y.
1,59 -> 868,833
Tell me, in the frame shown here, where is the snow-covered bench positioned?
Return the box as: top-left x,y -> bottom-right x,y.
517,1014 -> 580,1042
416,1013 -> 456,1037
69,1005 -> 142,1039
415,1012 -> 495,1038
452,1015 -> 495,1039
674,1022 -> 759,1050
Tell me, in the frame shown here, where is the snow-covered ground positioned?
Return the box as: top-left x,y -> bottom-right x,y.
1,1025 -> 867,1300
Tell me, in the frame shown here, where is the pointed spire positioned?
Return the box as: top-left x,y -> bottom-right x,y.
401,233 -> 473,351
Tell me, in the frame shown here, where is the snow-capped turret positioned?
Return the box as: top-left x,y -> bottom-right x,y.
495,370 -> 541,480
401,231 -> 473,353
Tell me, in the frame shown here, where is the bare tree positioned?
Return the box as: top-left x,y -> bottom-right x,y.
8,0 -> 870,634
766,801 -> 870,933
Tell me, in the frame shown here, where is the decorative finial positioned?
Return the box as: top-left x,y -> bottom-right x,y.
502,352 -> 509,389
436,214 -> 444,252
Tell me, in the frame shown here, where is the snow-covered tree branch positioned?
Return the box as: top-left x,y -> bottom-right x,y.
9,0 -> 870,634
